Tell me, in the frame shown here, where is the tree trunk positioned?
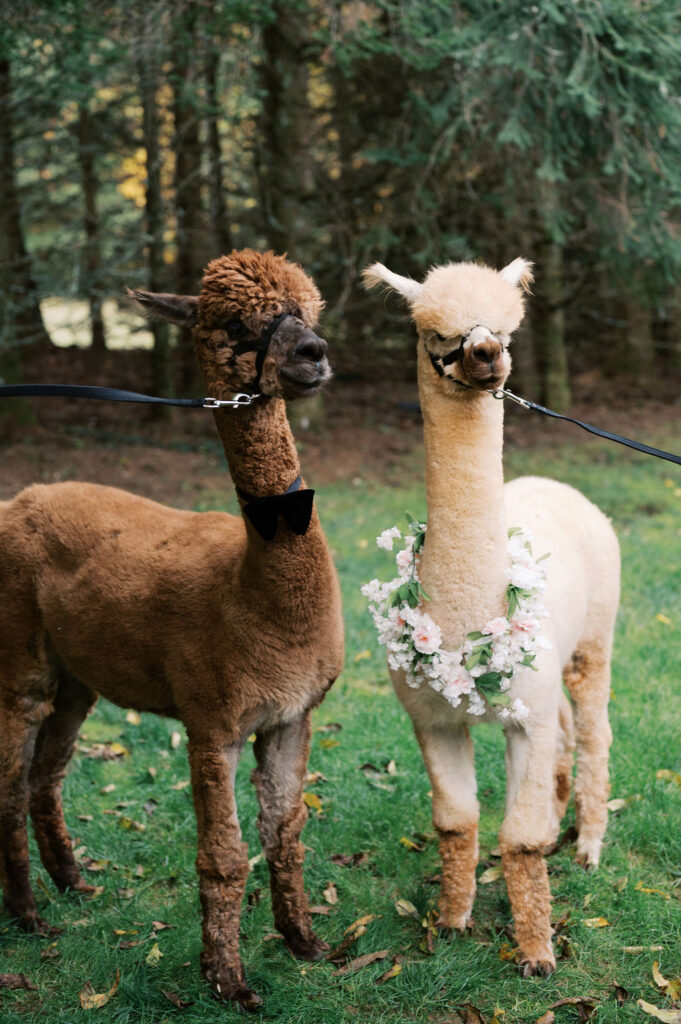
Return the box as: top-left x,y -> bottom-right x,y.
623,297 -> 655,378
537,183 -> 570,410
0,57 -> 52,357
77,104 -> 106,353
173,4 -> 204,391
139,41 -> 171,401
258,2 -> 314,258
205,43 -> 232,256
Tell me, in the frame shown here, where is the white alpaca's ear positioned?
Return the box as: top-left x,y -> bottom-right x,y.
499,258 -> 534,293
362,263 -> 423,304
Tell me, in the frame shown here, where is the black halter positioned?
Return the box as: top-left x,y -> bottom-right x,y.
423,325 -> 483,378
229,312 -> 293,392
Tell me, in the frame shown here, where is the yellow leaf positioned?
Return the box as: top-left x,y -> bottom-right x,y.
656,613 -> 672,626
108,742 -> 129,757
656,769 -> 681,787
85,860 -> 109,872
353,649 -> 372,662
323,881 -> 338,905
171,780 -> 190,791
79,969 -> 120,1009
479,865 -> 503,884
607,798 -> 629,812
623,945 -> 664,953
119,816 -> 146,832
653,961 -> 670,990
583,917 -> 610,928
498,942 -> 519,962
399,836 -> 423,851
343,914 -> 378,935
145,942 -> 163,966
320,738 -> 340,749
664,478 -> 674,487
635,882 -> 671,900
377,962 -> 402,982
100,784 -> 116,794
125,711 -> 141,726
248,733 -> 256,743
636,999 -> 681,1022
170,731 -> 182,749
303,792 -> 323,813
394,899 -> 420,919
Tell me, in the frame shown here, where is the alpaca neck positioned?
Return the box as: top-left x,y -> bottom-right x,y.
213,398 -> 301,499
416,343 -> 509,638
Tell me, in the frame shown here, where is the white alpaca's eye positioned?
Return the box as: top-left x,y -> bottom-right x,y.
435,332 -> 445,342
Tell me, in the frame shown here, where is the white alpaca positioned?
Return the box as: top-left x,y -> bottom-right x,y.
363,258 -> 620,976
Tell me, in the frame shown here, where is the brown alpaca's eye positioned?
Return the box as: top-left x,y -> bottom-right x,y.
226,318 -> 246,340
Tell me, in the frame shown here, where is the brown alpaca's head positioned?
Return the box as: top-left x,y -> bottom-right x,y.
128,249 -> 330,401
362,258 -> 533,392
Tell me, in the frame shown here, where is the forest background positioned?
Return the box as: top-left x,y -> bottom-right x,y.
2,0 -> 681,415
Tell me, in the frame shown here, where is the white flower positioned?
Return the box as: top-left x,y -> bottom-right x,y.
395,547 -> 413,574
361,578 -> 384,603
482,616 -> 509,637
412,614 -> 442,655
510,614 -> 540,635
377,526 -> 401,550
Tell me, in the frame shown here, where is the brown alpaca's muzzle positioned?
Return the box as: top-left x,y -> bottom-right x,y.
275,320 -> 331,398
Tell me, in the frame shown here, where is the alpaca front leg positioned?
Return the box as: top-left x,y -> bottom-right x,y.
500,718 -> 560,977
415,723 -> 479,931
252,712 -> 327,960
187,738 -> 259,1011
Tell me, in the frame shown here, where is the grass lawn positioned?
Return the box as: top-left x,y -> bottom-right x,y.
1,425 -> 680,1023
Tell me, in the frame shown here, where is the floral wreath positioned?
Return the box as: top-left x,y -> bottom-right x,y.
362,518 -> 551,723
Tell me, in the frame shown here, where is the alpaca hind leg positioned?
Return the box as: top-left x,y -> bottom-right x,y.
563,648 -> 612,868
29,670 -> 97,893
187,736 -> 258,1011
414,724 -> 479,931
500,717 -> 560,977
0,694 -> 50,931
252,712 -> 327,960
554,691 -> 574,824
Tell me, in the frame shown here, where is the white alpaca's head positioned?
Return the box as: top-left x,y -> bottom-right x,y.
362,257 -> 533,391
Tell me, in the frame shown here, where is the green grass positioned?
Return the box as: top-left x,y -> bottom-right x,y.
2,429 -> 681,1023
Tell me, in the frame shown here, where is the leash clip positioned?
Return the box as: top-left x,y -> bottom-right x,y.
489,387 -> 531,409
203,393 -> 259,410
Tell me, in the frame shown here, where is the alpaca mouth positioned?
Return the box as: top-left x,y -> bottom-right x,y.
279,360 -> 331,396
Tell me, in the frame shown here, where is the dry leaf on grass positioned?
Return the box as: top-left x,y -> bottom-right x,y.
320,738 -> 340,750
456,1004 -> 487,1023
656,769 -> 681,787
323,881 -> 338,905
549,997 -> 597,1022
79,969 -> 120,1010
637,1000 -> 681,1023
145,942 -> 163,966
399,836 -> 424,852
309,905 -> 332,915
84,859 -> 109,872
171,780 -> 190,791
119,816 -> 146,832
303,791 -> 323,813
394,898 -> 420,920
0,974 -> 37,991
40,942 -> 60,959
498,942 -> 519,962
535,1013 -> 555,1024
653,962 -> 681,1002
316,722 -> 342,733
80,742 -> 129,760
613,982 -> 630,1005
306,771 -> 327,784
479,865 -> 503,884
377,961 -> 402,983
170,730 -> 182,749
326,927 -> 367,962
78,814 -> 94,822
100,784 -> 116,794
162,989 -> 194,1008
329,852 -> 369,868
636,882 -> 671,900
582,917 -> 610,928
333,950 -> 389,976
125,710 -> 141,726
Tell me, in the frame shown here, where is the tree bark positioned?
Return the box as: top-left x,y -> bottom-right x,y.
173,3 -> 204,391
537,183 -> 570,410
77,104 -> 106,353
205,43 -> 232,256
139,40 -> 171,400
0,57 -> 52,356
258,2 -> 314,258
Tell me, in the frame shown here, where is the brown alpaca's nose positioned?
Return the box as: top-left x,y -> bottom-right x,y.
294,333 -> 328,362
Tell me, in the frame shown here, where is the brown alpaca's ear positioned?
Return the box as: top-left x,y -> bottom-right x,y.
362,263 -> 423,304
125,288 -> 199,326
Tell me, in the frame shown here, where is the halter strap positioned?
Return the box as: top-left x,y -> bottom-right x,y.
229,312 -> 292,391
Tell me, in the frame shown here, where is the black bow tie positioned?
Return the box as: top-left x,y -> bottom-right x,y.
237,476 -> 315,541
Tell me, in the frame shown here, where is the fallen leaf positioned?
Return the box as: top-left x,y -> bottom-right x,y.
100,784 -> 116,794
113,929 -> 138,936
126,710 -> 141,726
377,961 -> 402,983
147,766 -> 157,780
84,859 -> 109,872
323,881 -> 338,905
656,613 -> 672,626
306,771 -> 327,784
637,1000 -> 681,1022
41,942 -> 60,959
316,722 -> 342,733
613,982 -> 629,1005
162,989 -> 194,1008
117,888 -> 135,899
549,997 -> 597,1022
134,865 -> 145,877
498,942 -> 519,962
171,780 -> 190,790
80,742 -> 129,761
636,882 -> 671,900
170,731 -> 182,749
151,920 -> 174,931
333,950 -> 389,976
607,798 -> 628,812
653,962 -> 681,1001
145,942 -> 163,966
309,905 -> 332,915
395,899 -> 420,920
303,792 -> 323,813
326,925 -> 367,961
479,865 -> 503,884
583,893 -> 593,909
248,852 -> 263,870
143,799 -> 158,816
78,814 -> 94,822
0,974 -> 38,990
399,836 -> 424,852
656,769 -> 681,787
457,1004 -> 487,1023
79,968 -> 120,1009
320,738 -> 340,750
623,945 -> 664,953
119,816 -> 146,832
119,940 -> 139,949
86,886 -> 105,899
536,1013 -> 556,1024
386,759 -> 397,774
582,917 -> 610,928
343,914 -> 378,936
353,649 -> 372,662
329,852 -> 369,868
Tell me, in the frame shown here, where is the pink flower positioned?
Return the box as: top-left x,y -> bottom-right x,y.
412,615 -> 442,655
510,615 -> 539,634
396,548 -> 413,573
442,666 -> 474,699
482,616 -> 509,637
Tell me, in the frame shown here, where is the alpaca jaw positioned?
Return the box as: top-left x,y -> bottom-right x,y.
421,324 -> 513,393
263,319 -> 332,400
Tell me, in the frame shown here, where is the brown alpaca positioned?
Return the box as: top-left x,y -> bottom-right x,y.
0,249 -> 344,1011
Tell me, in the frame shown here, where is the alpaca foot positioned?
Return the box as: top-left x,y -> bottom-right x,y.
576,834 -> 602,869
435,909 -> 473,933
14,909 -> 53,935
284,931 -> 329,961
518,953 -> 556,978
59,877 -> 98,897
206,967 -> 263,1012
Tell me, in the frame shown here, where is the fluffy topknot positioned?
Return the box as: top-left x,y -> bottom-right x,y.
411,262 -> 530,338
199,249 -> 323,330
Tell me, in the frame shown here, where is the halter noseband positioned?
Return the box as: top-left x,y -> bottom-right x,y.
424,324 -> 503,379
229,312 -> 294,393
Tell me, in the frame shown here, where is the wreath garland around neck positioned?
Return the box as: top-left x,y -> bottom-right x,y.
362,519 -> 551,723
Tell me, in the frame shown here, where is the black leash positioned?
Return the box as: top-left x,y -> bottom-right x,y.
491,387 -> 681,466
0,382 -> 258,410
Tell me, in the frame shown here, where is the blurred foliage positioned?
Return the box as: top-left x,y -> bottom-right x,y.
1,0 -> 680,398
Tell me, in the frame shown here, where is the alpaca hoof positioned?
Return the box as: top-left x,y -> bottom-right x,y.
436,910 -> 473,934
68,878 -> 98,896
234,986 -> 264,1013
17,911 -> 53,935
576,837 -> 601,870
285,932 -> 329,961
518,955 -> 556,979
